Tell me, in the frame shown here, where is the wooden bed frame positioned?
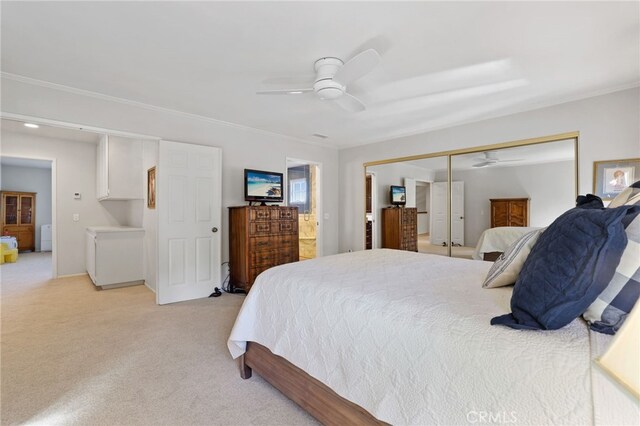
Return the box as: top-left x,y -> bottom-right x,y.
240,342 -> 386,425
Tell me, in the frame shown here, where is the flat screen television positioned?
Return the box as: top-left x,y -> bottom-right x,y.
244,169 -> 284,204
390,185 -> 406,206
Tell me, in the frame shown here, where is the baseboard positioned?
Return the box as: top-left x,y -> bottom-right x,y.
100,280 -> 145,290
57,272 -> 89,279
144,281 -> 156,293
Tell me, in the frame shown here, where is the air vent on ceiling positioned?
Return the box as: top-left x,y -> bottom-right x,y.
312,133 -> 328,139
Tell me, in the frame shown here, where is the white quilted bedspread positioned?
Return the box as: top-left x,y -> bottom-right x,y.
228,249 -> 597,425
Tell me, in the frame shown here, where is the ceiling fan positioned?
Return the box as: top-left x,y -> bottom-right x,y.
472,151 -> 524,168
256,49 -> 381,113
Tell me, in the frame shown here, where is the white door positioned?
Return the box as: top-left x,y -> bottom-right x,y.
157,140 -> 222,305
431,182 -> 447,245
404,178 -> 416,208
451,181 -> 465,246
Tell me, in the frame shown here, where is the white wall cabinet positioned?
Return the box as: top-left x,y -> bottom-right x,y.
96,135 -> 143,200
86,226 -> 145,287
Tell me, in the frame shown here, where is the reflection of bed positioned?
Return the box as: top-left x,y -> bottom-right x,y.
228,249 -> 636,425
473,226 -> 541,261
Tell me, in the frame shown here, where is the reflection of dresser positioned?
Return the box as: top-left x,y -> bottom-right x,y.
382,207 -> 417,252
490,198 -> 530,227
229,206 -> 299,292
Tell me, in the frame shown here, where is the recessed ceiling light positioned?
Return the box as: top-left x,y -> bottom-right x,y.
24,123 -> 39,129
289,91 -> 303,94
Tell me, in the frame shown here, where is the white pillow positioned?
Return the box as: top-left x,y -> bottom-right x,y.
482,229 -> 544,288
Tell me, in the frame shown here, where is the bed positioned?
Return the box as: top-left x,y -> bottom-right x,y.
228,249 -> 639,425
472,227 -> 541,261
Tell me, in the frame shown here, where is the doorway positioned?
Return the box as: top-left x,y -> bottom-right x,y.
416,180 -> 431,240
365,172 -> 377,249
286,158 -> 322,260
0,155 -> 55,279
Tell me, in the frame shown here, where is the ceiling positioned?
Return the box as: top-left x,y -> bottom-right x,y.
1,2 -> 638,149
0,118 -> 101,143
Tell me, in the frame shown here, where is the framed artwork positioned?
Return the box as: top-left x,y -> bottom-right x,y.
147,166 -> 156,209
593,158 -> 640,200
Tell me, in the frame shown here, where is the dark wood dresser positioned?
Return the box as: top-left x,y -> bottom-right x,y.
490,198 -> 530,227
229,205 -> 299,292
381,207 -> 418,252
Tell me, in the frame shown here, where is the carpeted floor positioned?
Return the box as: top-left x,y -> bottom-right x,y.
1,252 -> 317,425
417,234 -> 474,259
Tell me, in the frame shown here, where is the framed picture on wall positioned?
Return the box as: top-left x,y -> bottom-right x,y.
147,167 -> 156,209
593,158 -> 640,200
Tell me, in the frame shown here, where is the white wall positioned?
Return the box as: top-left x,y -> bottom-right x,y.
142,140 -> 158,292
0,131 -> 133,275
441,160 -> 574,246
0,164 -> 52,251
1,76 -> 341,273
339,87 -> 640,252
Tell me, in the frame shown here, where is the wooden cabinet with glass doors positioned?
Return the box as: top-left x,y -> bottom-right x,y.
1,191 -> 36,251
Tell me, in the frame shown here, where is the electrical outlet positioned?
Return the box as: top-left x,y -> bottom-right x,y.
73,213 -> 80,222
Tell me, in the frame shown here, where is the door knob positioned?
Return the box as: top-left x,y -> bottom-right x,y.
212,227 -> 218,233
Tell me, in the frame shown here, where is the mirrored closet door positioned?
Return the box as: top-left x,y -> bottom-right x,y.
364,133 -> 578,259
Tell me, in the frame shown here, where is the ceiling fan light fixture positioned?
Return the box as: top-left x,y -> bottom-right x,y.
317,87 -> 344,100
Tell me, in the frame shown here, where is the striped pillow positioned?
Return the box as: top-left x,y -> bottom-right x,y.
583,181 -> 640,334
482,229 -> 544,288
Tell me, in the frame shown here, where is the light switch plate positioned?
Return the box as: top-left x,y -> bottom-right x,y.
73,213 -> 80,222
323,213 -> 330,220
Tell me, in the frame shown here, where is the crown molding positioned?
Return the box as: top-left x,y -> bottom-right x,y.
0,72 -> 336,150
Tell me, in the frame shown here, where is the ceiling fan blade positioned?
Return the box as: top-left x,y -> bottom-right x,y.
333,49 -> 380,86
261,75 -> 316,86
472,162 -> 492,168
333,92 -> 366,113
256,88 -> 313,95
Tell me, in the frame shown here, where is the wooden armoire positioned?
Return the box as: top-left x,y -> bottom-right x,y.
382,207 -> 418,252
228,205 -> 299,292
1,191 -> 36,251
490,198 -> 530,227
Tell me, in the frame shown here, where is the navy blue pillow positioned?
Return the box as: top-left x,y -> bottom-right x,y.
491,204 -> 640,330
575,194 -> 604,209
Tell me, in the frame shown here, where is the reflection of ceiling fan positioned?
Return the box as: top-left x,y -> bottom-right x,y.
256,49 -> 381,112
472,151 -> 524,168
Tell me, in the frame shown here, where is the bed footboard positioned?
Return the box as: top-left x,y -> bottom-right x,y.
240,342 -> 385,426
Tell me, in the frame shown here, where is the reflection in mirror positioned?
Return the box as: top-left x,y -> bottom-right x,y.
365,156 -> 450,256
450,138 -> 576,260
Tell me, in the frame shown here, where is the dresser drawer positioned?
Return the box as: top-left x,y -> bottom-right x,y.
277,234 -> 298,249
277,208 -> 297,220
249,236 -> 275,251
250,250 -> 278,268
249,208 -> 277,222
278,221 -> 297,234
277,251 -> 298,265
249,222 -> 273,236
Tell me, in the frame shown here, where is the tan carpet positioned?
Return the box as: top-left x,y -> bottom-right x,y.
417,234 -> 474,259
1,252 -> 317,425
